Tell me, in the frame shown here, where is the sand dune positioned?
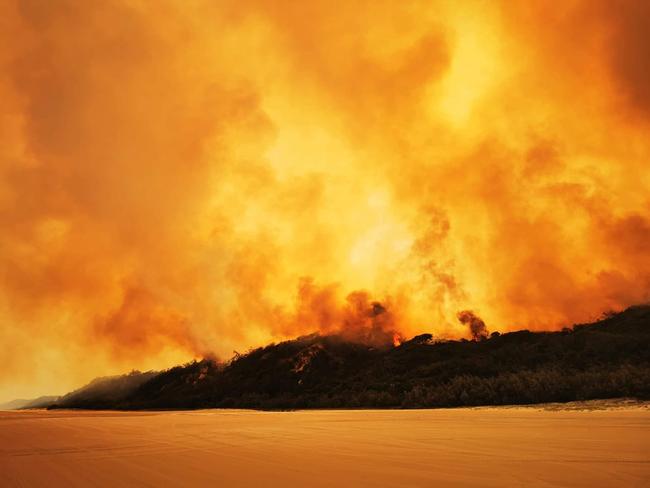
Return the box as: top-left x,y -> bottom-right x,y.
1,404 -> 648,487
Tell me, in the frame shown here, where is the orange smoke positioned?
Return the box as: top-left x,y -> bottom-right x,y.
457,311 -> 488,342
1,0 -> 649,399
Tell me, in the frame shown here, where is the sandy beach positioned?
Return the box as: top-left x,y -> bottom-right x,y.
1,403 -> 648,487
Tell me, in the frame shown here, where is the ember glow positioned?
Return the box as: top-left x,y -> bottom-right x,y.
1,0 -> 649,399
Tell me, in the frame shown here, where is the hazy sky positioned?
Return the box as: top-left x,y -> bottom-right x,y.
1,0 -> 649,400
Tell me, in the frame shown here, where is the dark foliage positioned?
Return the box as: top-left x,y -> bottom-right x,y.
52,305 -> 650,410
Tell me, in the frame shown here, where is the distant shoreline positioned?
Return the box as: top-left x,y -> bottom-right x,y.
5,397 -> 650,414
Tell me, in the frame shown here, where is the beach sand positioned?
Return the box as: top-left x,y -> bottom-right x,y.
1,402 -> 648,487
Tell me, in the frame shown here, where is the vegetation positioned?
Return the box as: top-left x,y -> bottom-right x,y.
52,305 -> 650,410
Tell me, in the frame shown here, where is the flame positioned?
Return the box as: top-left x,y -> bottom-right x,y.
392,333 -> 402,348
1,0 -> 650,399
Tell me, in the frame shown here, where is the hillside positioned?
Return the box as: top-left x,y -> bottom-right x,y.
0,396 -> 60,410
52,305 -> 650,410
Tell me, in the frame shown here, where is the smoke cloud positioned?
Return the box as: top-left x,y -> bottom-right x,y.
1,0 -> 649,399
457,311 -> 489,342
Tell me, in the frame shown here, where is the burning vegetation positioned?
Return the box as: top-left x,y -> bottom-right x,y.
49,305 -> 650,410
457,311 -> 489,341
2,0 -> 650,399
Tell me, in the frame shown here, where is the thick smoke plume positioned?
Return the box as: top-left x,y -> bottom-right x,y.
292,279 -> 401,347
457,311 -> 489,342
1,0 -> 650,399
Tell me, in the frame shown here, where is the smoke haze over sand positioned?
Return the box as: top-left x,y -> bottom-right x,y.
1,0 -> 649,398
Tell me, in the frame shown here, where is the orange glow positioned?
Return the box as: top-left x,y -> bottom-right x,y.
1,0 -> 649,399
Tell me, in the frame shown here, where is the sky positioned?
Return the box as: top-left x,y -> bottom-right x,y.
1,0 -> 649,400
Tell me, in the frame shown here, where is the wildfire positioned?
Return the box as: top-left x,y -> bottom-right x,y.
1,0 -> 650,399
